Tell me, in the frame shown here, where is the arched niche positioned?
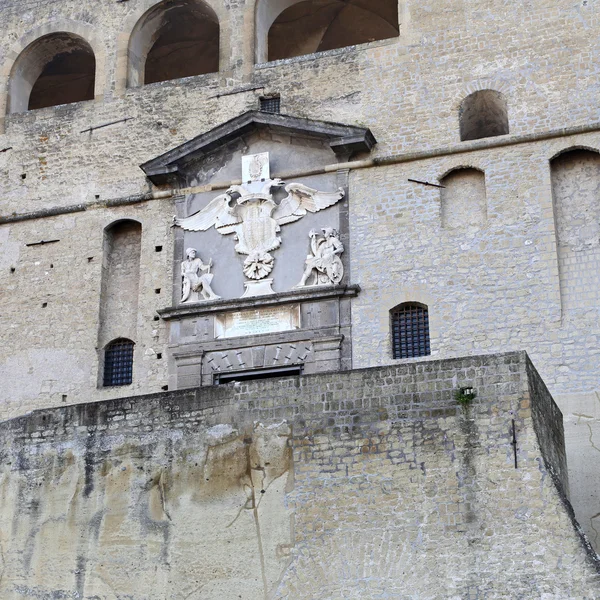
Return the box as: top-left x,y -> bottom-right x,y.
440,167 -> 487,229
98,220 -> 142,356
550,148 -> 600,312
256,0 -> 398,63
128,0 -> 219,87
8,32 -> 96,113
459,90 -> 509,142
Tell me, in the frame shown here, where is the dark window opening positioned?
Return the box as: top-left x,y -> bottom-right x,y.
142,0 -> 220,85
267,0 -> 399,62
214,365 -> 302,385
28,45 -> 96,110
260,96 -> 281,114
391,303 -> 430,359
459,90 -> 509,142
103,339 -> 134,386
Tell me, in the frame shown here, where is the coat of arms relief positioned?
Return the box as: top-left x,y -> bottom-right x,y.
174,152 -> 345,301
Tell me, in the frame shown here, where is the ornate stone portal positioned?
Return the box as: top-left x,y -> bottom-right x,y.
144,110 -> 375,387
174,153 -> 345,298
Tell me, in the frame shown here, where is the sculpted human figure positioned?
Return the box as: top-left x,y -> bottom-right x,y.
181,248 -> 221,303
296,228 -> 344,287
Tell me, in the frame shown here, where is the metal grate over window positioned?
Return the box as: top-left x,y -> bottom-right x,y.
260,96 -> 281,114
391,303 -> 431,359
103,339 -> 134,387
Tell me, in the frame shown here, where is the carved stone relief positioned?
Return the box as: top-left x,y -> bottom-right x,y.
174,153 -> 345,298
181,248 -> 221,303
296,228 -> 344,287
205,343 -> 312,375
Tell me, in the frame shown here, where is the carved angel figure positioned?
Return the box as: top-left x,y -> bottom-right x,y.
174,180 -> 344,280
181,248 -> 221,303
296,228 -> 344,287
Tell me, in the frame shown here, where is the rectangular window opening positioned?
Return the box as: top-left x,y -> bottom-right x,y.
214,365 -> 302,385
260,96 -> 281,114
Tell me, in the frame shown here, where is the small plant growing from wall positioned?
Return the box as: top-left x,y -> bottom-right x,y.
454,386 -> 477,407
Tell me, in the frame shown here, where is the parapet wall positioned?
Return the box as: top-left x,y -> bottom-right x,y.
0,351 -> 598,599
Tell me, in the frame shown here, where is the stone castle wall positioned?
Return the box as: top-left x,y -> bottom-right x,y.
0,352 -> 598,599
1,0 -> 600,554
0,0 -> 598,413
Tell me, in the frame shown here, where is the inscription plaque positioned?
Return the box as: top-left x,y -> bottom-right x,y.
215,304 -> 301,339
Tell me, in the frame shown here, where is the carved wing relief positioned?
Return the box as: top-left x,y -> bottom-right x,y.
272,183 -> 345,225
174,192 -> 241,232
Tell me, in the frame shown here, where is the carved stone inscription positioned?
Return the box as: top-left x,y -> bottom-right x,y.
215,305 -> 301,339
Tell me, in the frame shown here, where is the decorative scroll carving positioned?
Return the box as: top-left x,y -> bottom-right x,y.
181,248 -> 221,303
174,179 -> 344,283
296,228 -> 344,287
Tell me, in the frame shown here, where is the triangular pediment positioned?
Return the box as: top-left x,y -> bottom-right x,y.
140,110 -> 376,185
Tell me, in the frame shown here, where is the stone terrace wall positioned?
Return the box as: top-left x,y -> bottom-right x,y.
0,351 -> 598,599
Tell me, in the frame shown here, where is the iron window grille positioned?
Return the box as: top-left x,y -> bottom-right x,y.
103,339 -> 134,386
260,96 -> 281,114
391,303 -> 431,359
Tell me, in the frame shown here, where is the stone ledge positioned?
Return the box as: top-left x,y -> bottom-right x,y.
157,284 -> 360,320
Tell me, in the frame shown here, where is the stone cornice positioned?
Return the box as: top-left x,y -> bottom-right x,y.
157,284 -> 360,320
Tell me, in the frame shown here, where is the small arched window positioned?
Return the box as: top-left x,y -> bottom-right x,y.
440,167 -> 487,229
391,303 -> 430,359
459,90 -> 509,142
103,339 -> 134,387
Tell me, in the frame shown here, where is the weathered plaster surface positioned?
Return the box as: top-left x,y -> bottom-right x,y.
0,353 -> 598,598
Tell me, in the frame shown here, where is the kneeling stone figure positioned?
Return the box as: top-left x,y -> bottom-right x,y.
181,248 -> 221,303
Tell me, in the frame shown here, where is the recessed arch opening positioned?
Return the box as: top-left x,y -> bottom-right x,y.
8,32 -> 96,113
440,167 -> 487,229
257,0 -> 398,63
102,338 -> 135,387
459,90 -> 509,142
128,0 -> 219,87
550,149 -> 600,313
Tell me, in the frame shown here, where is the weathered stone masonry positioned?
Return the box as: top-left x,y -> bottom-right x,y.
0,352 -> 598,599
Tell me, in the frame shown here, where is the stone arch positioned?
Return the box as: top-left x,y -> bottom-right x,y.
550,148 -> 600,314
439,167 -> 487,229
1,21 -> 106,119
459,90 -> 509,142
127,0 -> 220,87
549,144 -> 600,162
256,0 -> 399,63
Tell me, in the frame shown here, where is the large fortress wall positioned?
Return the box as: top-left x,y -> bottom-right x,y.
0,352 -> 598,599
0,0 -> 599,412
1,0 -> 600,555
0,0 -> 597,409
